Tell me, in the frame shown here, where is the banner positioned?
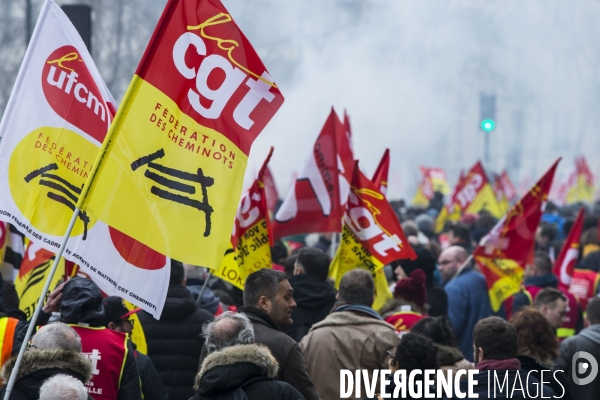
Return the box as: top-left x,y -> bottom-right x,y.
566,156 -> 594,204
493,174 -> 510,215
554,207 -> 584,288
372,149 -> 390,195
263,166 -> 279,214
273,109 -> 347,238
412,166 -> 449,207
76,0 -> 283,295
330,163 -> 416,310
213,149 -> 274,289
0,0 -> 175,317
435,171 -> 465,233
452,161 -> 503,218
473,160 -> 559,311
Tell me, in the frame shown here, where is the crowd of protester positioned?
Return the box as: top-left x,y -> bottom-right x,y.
0,199 -> 599,399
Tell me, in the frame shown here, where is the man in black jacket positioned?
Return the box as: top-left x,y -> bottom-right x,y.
191,311 -> 305,400
198,269 -> 319,400
138,261 -> 212,400
284,247 -> 336,342
102,296 -> 168,400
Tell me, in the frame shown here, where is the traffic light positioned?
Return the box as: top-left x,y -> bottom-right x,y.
480,93 -> 496,133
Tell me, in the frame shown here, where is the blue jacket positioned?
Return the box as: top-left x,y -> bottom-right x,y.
445,267 -> 493,361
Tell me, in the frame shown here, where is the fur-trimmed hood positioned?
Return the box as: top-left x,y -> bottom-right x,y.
309,310 -> 395,332
1,349 -> 92,383
194,344 -> 278,393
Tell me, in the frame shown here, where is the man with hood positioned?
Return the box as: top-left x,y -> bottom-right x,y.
555,297 -> 600,399
137,261 -> 212,400
191,311 -> 304,400
284,247 -> 336,342
0,323 -> 93,400
60,277 -> 141,400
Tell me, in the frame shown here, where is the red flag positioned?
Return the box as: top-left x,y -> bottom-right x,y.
554,207 -> 584,288
339,111 -> 355,183
272,109 -> 345,238
473,159 -> 560,311
263,166 -> 279,213
372,149 -> 390,195
499,170 -> 517,201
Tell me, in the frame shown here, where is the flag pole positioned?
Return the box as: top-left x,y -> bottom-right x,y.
196,269 -> 212,306
3,208 -> 80,400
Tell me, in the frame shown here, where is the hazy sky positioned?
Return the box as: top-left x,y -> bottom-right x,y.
10,0 -> 600,199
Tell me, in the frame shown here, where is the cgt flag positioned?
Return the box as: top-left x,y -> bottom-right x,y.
330,162 -> 416,311
372,149 -> 390,195
0,0 -> 171,317
435,171 -> 465,233
273,109 -> 349,238
566,156 -> 595,204
473,159 -> 560,311
78,0 -> 283,281
214,148 -> 275,289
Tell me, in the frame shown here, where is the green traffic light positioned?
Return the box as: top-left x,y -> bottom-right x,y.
481,119 -> 495,132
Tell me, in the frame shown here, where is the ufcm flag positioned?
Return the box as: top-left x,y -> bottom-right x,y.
214,148 -> 275,289
78,0 -> 283,280
0,0 -> 172,317
330,163 -> 416,311
473,159 -> 559,312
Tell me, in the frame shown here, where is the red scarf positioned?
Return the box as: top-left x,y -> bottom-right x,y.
477,358 -> 521,371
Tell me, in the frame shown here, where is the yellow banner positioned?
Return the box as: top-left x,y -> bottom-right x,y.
81,77 -> 247,269
475,256 -> 523,312
466,183 -> 503,219
213,218 -> 271,290
123,300 -> 147,355
15,254 -> 65,320
566,176 -> 594,204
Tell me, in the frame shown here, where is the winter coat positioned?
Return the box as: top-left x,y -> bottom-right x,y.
0,349 -> 93,400
437,344 -> 474,377
442,369 -> 554,399
135,348 -> 170,400
426,286 -> 448,317
284,274 -> 336,342
234,307 -> 319,400
444,267 -> 492,361
138,284 -> 213,400
299,309 -> 399,400
555,323 -> 600,400
517,355 -> 572,400
186,279 -> 221,315
190,344 -> 305,400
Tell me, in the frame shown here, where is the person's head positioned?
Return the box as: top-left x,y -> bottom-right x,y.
586,297 -> 600,327
202,311 -> 254,354
448,223 -> 471,246
387,333 -> 438,373
101,296 -> 141,335
32,322 -> 82,353
283,253 -> 298,276
337,269 -> 374,307
509,307 -> 558,362
294,247 -> 330,280
524,251 -> 553,279
401,221 -> 419,238
393,270 -> 427,312
170,260 -> 186,285
534,288 -> 568,330
437,246 -> 468,282
411,316 -> 457,347
243,269 -> 295,327
536,223 -> 557,247
472,317 -> 519,364
271,240 -> 289,265
39,374 -> 87,400
394,247 -> 436,288
60,278 -> 104,325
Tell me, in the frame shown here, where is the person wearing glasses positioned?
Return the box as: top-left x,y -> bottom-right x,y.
102,297 -> 168,400
437,246 -> 492,362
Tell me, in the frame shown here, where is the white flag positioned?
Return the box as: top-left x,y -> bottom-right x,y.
0,0 -> 169,317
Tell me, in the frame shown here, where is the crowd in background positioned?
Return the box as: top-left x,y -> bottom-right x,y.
0,197 -> 599,399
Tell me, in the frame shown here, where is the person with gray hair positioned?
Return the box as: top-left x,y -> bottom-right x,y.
202,311 -> 254,354
0,323 -> 93,399
191,311 -> 305,400
39,374 -> 88,400
299,269 -> 399,400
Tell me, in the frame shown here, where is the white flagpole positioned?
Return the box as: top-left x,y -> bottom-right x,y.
3,208 -> 80,399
